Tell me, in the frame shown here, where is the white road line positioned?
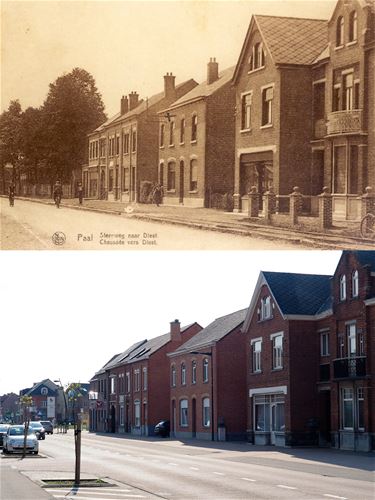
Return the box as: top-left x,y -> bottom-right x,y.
277,484 -> 297,490
189,467 -> 199,470
323,495 -> 347,500
213,472 -> 225,476
168,462 -> 178,466
241,478 -> 256,482
47,489 -> 133,494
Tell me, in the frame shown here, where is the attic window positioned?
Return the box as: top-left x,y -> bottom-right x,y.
249,42 -> 265,71
260,296 -> 272,320
349,11 -> 358,42
336,16 -> 344,47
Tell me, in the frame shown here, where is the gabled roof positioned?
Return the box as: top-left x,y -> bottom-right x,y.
242,271 -> 332,332
233,14 -> 328,82
163,66 -> 235,112
93,340 -> 148,377
22,379 -> 59,396
351,251 -> 375,272
170,309 -> 247,355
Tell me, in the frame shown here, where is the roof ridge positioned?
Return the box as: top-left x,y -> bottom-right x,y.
254,14 -> 328,22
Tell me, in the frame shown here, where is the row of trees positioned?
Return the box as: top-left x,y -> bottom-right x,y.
0,68 -> 107,193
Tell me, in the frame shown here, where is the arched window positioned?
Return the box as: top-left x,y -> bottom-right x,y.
202,397 -> 210,427
190,159 -> 198,191
171,365 -> 176,387
180,399 -> 188,427
160,123 -> 165,147
352,270 -> 359,297
167,161 -> 176,190
349,11 -> 358,42
180,118 -> 185,144
191,360 -> 197,384
203,358 -> 209,382
191,115 -> 198,142
181,363 -> 186,385
336,16 -> 344,46
340,274 -> 347,301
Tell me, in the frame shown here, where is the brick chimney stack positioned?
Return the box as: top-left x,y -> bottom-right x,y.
164,72 -> 176,99
170,319 -> 181,342
121,95 -> 129,115
128,91 -> 139,111
207,57 -> 219,85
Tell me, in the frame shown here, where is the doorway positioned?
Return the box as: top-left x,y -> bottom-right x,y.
192,398 -> 196,438
179,161 -> 184,203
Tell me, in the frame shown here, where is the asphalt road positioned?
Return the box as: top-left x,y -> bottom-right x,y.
1,432 -> 373,500
0,198 -> 298,250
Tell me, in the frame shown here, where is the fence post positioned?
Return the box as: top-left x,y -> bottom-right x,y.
289,186 -> 303,226
318,186 -> 333,229
263,187 -> 276,224
248,186 -> 259,218
361,186 -> 375,217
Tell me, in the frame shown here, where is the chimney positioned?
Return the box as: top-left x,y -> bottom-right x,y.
164,72 -> 176,99
170,319 -> 181,342
128,91 -> 139,111
121,95 -> 129,115
207,57 -> 219,85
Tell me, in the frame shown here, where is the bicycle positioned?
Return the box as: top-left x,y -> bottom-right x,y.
360,213 -> 375,239
9,194 -> 14,207
54,194 -> 61,209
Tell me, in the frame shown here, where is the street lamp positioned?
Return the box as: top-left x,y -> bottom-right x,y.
190,350 -> 214,441
54,379 -> 68,423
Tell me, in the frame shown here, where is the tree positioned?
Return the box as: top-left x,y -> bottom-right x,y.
21,106 -> 46,185
0,100 -> 23,192
42,68 -> 106,183
67,383 -> 86,485
19,395 -> 33,459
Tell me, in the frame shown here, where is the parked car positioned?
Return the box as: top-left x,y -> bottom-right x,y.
154,420 -> 170,437
28,421 -> 46,440
39,420 -> 53,434
0,424 -> 10,447
3,425 -> 39,454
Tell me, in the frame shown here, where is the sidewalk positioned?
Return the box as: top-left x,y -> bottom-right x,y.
12,196 -> 374,250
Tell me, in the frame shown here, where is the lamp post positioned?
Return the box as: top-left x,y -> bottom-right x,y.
190,350 -> 214,441
54,379 -> 68,424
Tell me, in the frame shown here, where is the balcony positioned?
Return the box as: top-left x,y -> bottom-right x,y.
327,109 -> 363,135
333,356 -> 366,379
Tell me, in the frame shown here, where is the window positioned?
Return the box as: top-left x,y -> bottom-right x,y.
180,118 -> 185,144
134,400 -> 141,427
354,81 -> 360,109
260,296 -> 271,320
359,331 -> 365,356
191,115 -> 198,142
190,159 -> 198,191
341,388 -> 354,429
192,361 -> 197,384
321,331 -> 330,356
357,387 -> 364,430
254,394 -> 285,432
241,92 -> 252,130
109,169 -> 114,192
171,366 -> 176,387
41,387 -> 48,395
333,85 -> 341,112
203,358 -> 209,382
336,16 -> 344,47
338,334 -> 345,358
123,133 -> 130,154
110,377 -> 116,394
123,167 -> 130,191
272,334 -> 283,369
261,86 -> 273,126
340,275 -> 347,301
134,369 -> 140,391
160,124 -> 165,147
116,135 -> 120,155
181,363 -> 186,386
180,399 -> 188,427
349,11 -> 358,42
169,121 -> 175,146
167,161 -> 176,191
119,405 -> 124,426
252,339 -> 262,372
352,270 -> 359,297
202,397 -> 210,427
143,367 -> 147,391
344,73 -> 354,111
347,323 -> 356,357
131,131 -> 137,153
100,138 -> 106,157
250,42 -> 265,70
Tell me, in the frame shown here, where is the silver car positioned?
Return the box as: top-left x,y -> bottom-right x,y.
2,425 -> 39,455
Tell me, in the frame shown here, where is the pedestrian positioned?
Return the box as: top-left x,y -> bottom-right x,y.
152,183 -> 163,207
8,182 -> 15,207
77,182 -> 84,205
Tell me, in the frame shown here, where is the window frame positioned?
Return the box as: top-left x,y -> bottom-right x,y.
251,338 -> 262,373
191,360 -> 197,384
167,161 -> 176,191
191,114 -> 198,143
336,15 -> 344,48
241,91 -> 252,131
181,363 -> 186,386
180,399 -> 188,427
320,331 -> 330,357
271,332 -> 284,370
203,358 -> 209,383
261,85 -> 274,128
349,10 -> 358,43
340,274 -> 347,301
202,397 -> 210,427
351,270 -> 359,298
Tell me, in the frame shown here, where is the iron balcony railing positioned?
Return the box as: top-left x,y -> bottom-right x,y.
333,356 -> 366,379
327,109 -> 363,135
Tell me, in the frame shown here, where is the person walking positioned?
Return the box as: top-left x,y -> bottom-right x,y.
77,182 -> 84,205
152,183 -> 163,207
8,182 -> 15,207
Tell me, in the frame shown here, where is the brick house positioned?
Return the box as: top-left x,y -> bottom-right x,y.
243,250 -> 375,452
89,320 -> 202,436
311,0 -> 375,221
168,309 -> 247,441
232,14 -> 328,213
158,60 -> 235,208
19,379 -> 65,423
83,76 -> 197,202
0,393 -> 18,422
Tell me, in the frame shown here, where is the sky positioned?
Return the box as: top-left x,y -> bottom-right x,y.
2,0 -> 337,118
0,250 -> 342,395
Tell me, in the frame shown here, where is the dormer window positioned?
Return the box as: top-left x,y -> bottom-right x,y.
339,274 -> 347,301
336,16 -> 344,47
352,270 -> 359,298
260,296 -> 271,320
349,11 -> 358,42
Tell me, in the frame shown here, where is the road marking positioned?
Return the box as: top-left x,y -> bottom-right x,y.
47,489 -> 133,493
190,467 -> 199,470
168,462 -> 178,466
323,495 -> 347,500
51,495 -> 145,499
241,477 -> 256,482
213,472 -> 225,476
277,484 -> 297,490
